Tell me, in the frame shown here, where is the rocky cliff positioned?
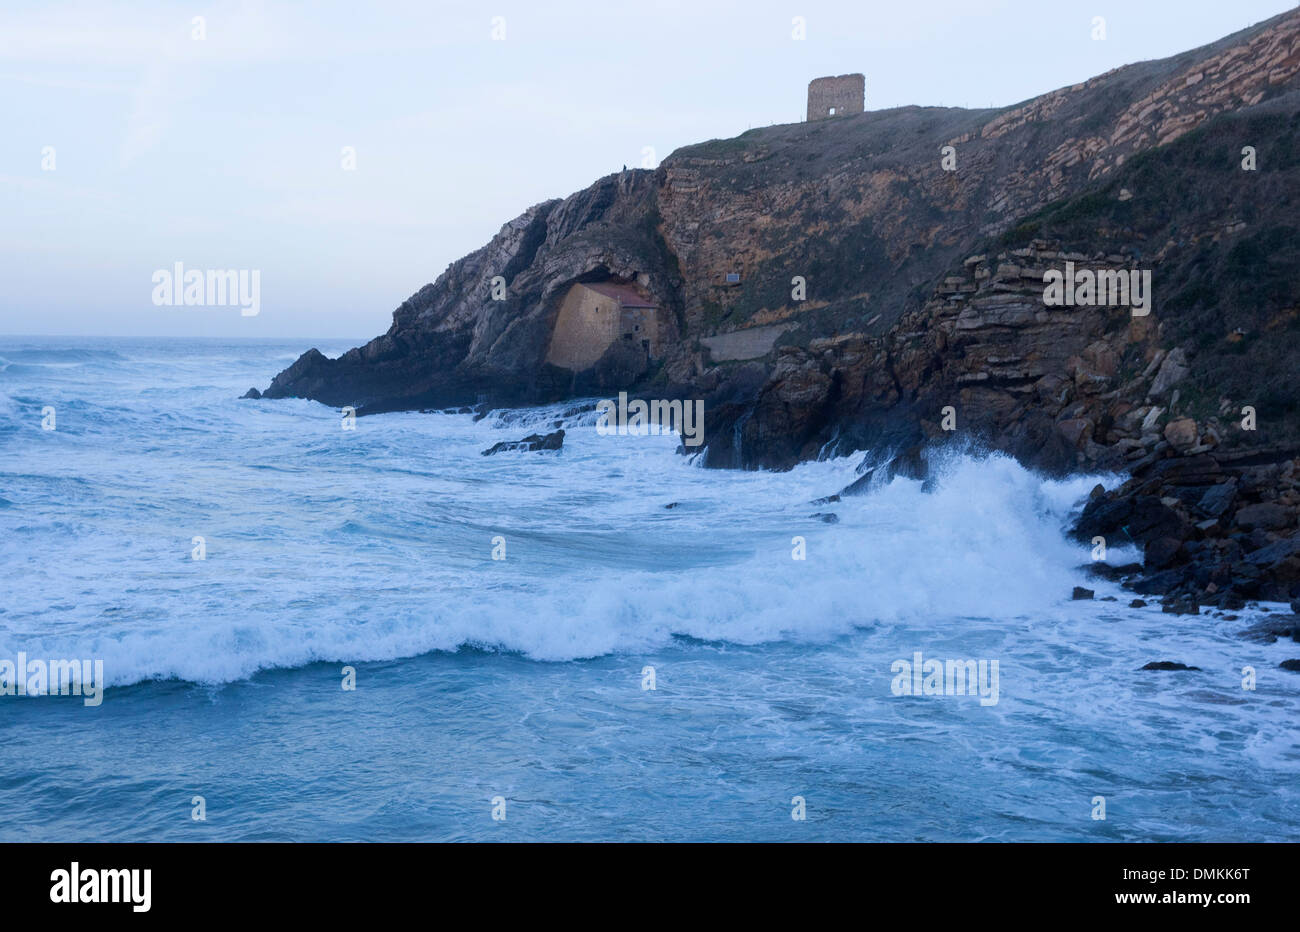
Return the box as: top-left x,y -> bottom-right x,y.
261,9 -> 1300,606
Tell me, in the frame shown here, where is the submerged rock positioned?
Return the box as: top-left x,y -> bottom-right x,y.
481,429 -> 565,456
1072,586 -> 1094,600
1087,562 -> 1143,581
836,469 -> 875,498
1141,661 -> 1202,671
1238,615 -> 1300,643
241,387 -> 262,399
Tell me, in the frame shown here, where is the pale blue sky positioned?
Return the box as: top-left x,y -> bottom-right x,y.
1,0 -> 1294,338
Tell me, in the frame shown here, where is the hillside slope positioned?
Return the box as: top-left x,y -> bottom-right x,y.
259,10 -> 1300,605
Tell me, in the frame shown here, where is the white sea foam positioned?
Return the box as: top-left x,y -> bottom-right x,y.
0,345 -> 1289,701
2,416 -> 1121,684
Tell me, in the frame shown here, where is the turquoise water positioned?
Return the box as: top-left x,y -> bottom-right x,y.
2,337 -> 1298,841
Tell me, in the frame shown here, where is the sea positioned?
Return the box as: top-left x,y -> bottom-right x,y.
1,336 -> 1298,841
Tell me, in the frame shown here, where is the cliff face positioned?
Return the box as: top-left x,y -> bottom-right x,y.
262,10 -> 1300,603
267,8 -> 1299,430
264,169 -> 683,412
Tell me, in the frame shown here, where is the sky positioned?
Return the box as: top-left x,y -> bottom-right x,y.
1,0 -> 1295,339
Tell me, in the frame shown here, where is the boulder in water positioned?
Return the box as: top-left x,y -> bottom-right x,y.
481,429 -> 565,456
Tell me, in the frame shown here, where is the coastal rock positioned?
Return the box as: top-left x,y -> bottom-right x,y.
1234,502 -> 1291,531
1144,537 -> 1185,569
262,9 -> 1300,476
1141,661 -> 1202,671
1238,616 -> 1300,643
481,429 -> 565,456
1197,481 -> 1237,518
244,10 -> 1300,605
1244,532 -> 1300,580
1147,348 -> 1189,402
1086,562 -> 1142,581
1163,417 -> 1199,452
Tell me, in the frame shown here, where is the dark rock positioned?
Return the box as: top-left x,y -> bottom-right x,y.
249,6 -> 1300,499
1194,518 -> 1223,536
1219,591 -> 1247,610
1281,660 -> 1300,672
837,468 -> 876,498
810,493 -> 841,505
1072,586 -> 1094,600
1259,580 -> 1293,603
1126,497 -> 1190,543
887,445 -> 928,482
1244,532 -> 1300,581
481,429 -> 565,456
1086,562 -> 1142,581
1144,536 -> 1184,569
1129,599 -> 1147,608
1130,567 -> 1192,595
1145,453 -> 1221,486
811,513 -> 840,524
1161,597 -> 1200,615
1196,480 -> 1237,518
664,502 -> 679,509
1235,502 -> 1292,531
241,387 -> 262,399
1229,561 -> 1264,596
1238,616 -> 1300,643
1073,496 -> 1135,543
1141,661 -> 1202,671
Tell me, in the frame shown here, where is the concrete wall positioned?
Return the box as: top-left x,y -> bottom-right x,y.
700,323 -> 795,361
545,285 -> 619,371
619,306 -> 660,357
807,73 -> 864,121
546,283 -> 667,371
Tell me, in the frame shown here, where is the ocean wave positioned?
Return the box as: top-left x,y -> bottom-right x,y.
0,444 -> 1117,686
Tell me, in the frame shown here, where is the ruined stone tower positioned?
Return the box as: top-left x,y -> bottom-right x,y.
806,74 -> 865,121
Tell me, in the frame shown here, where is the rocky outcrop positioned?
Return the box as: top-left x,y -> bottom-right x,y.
481,430 -> 565,456
263,171 -> 684,413
265,10 -> 1300,424
259,9 -> 1300,604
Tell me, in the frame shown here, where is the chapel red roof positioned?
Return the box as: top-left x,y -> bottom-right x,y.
583,282 -> 658,308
